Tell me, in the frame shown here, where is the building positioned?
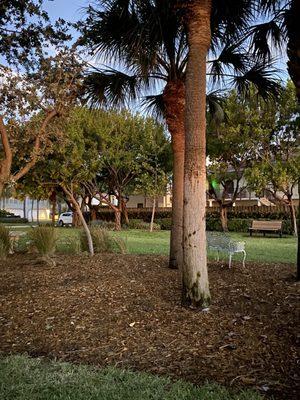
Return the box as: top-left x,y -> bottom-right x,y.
0,197 -> 51,221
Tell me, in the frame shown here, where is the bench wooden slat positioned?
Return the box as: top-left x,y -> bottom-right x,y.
249,220 -> 283,237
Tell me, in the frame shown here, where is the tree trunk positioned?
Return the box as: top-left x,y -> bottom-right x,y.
31,199 -> 34,222
220,206 -> 228,232
163,80 -> 185,269
51,200 -> 56,226
23,199 -> 26,219
150,197 -> 156,232
289,201 -> 298,236
121,197 -> 129,225
37,200 -> 40,225
62,186 -> 94,256
115,209 -> 121,231
73,211 -> 81,227
182,1 -> 211,308
91,207 -> 97,221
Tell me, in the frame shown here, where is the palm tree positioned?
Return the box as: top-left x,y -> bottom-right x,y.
79,0 -> 281,306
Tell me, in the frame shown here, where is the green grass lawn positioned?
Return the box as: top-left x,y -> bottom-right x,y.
6,225 -> 297,264
0,355 -> 263,400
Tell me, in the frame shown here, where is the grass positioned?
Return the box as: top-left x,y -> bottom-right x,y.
5,224 -> 297,264
0,355 -> 263,400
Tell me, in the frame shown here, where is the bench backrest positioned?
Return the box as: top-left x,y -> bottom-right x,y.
251,220 -> 282,230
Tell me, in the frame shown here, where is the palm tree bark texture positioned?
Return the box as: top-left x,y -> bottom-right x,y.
182,0 -> 211,308
163,80 -> 185,269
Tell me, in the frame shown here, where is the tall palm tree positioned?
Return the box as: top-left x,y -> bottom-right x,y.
79,0 -> 281,305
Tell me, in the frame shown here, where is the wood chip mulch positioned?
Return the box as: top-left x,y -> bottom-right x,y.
0,254 -> 299,399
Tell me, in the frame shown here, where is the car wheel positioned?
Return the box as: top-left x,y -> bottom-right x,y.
58,220 -> 64,227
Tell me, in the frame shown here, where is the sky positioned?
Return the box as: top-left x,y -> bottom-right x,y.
44,0 -> 88,24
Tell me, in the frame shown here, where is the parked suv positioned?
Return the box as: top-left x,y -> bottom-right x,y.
57,212 -> 73,227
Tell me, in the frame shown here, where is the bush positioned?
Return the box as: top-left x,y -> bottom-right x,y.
89,220 -> 116,230
127,219 -> 160,230
0,225 -> 10,258
80,227 -> 127,254
28,226 -> 57,256
0,217 -> 28,224
155,218 -> 172,230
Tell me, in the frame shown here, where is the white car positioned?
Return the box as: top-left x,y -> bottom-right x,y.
57,212 -> 73,227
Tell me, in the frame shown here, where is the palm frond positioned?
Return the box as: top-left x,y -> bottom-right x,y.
142,94 -> 166,121
83,68 -> 142,108
249,18 -> 285,60
231,60 -> 283,100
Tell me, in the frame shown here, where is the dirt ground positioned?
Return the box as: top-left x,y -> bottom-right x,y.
0,254 -> 299,399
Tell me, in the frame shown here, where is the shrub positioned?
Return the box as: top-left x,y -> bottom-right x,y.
0,225 -> 10,258
127,219 -> 160,230
90,220 -> 116,230
155,218 -> 172,230
28,226 -> 57,255
0,217 -> 28,224
80,227 -> 127,254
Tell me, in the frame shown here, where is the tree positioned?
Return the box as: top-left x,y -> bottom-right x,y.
0,49 -> 83,197
245,81 -> 300,236
80,110 -> 170,231
0,0 -> 69,69
79,0 -> 280,271
207,90 -> 269,231
134,134 -> 171,232
18,107 -> 103,256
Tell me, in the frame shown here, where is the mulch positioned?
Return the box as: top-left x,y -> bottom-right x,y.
0,253 -> 299,399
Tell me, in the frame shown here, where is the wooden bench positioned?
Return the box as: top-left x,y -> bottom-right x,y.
206,232 -> 246,268
249,220 -> 283,237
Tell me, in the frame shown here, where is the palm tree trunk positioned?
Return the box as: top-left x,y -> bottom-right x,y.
163,80 -> 185,269
182,0 -> 211,308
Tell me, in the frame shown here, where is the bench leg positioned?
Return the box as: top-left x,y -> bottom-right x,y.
216,250 -> 220,262
242,250 -> 246,268
229,253 -> 232,268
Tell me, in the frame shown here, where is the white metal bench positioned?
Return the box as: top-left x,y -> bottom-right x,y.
206,231 -> 246,268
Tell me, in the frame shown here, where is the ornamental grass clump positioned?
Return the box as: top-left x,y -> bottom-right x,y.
80,227 -> 127,254
28,226 -> 57,256
0,225 -> 10,259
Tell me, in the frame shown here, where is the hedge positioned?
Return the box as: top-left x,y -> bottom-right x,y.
95,207 -> 297,223
0,217 -> 28,224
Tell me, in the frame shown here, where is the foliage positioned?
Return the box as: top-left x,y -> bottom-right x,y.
80,227 -> 127,254
155,218 -> 172,231
0,1 -> 70,68
89,220 -> 116,230
0,49 -> 84,196
0,218 -> 28,224
0,209 -> 15,218
80,0 -> 281,111
127,219 -> 161,231
0,224 -> 10,258
28,226 -> 57,256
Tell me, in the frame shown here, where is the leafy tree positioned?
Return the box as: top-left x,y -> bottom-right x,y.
79,0 -> 280,275
0,0 -> 69,69
18,107 -> 102,256
81,110 -> 170,231
0,49 -> 83,197
245,82 -> 300,236
207,89 -> 272,231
